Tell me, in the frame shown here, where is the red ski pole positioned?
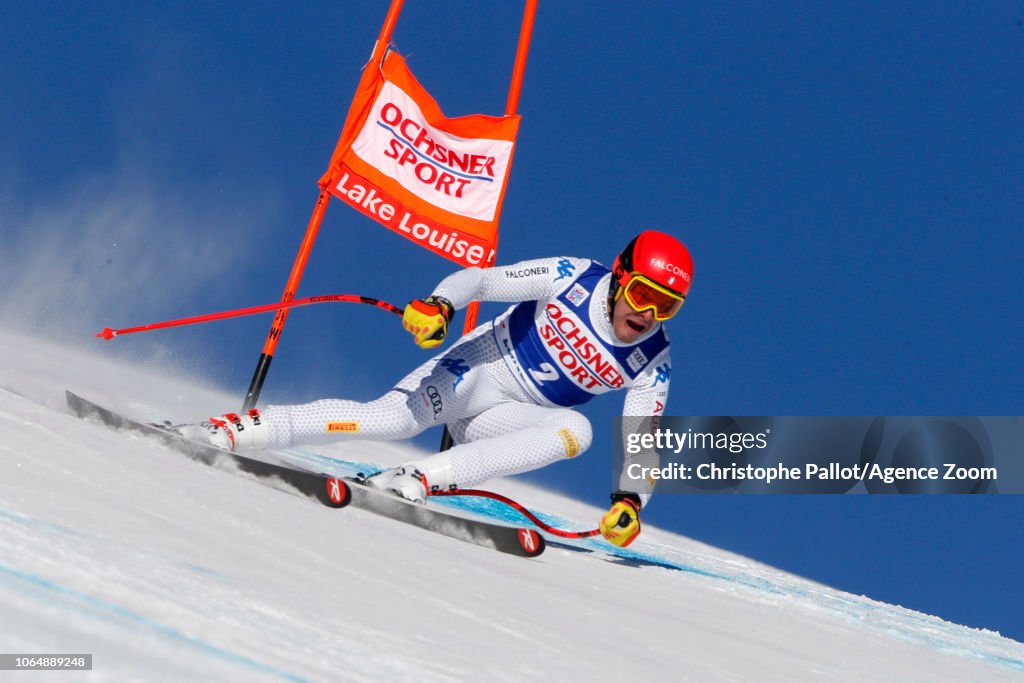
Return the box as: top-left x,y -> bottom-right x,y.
97,294 -> 403,340
431,489 -> 602,539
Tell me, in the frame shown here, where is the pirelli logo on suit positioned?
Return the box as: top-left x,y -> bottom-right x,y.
326,421 -> 360,433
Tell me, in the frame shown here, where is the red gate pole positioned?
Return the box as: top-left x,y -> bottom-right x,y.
506,0 -> 539,116
460,0 -> 538,334
440,0 -> 538,451
242,0 -> 406,411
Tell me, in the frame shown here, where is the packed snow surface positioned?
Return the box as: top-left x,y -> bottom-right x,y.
1,328 -> 1022,682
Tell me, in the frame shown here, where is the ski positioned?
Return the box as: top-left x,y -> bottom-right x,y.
65,390 -> 351,508
341,478 -> 544,557
65,391 -> 545,558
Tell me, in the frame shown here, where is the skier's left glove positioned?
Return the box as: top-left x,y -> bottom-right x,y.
599,491 -> 642,547
403,296 -> 455,349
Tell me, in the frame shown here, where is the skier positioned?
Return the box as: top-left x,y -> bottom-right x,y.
185,230 -> 692,547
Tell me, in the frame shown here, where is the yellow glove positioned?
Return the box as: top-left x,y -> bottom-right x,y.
599,492 -> 642,547
402,296 -> 454,349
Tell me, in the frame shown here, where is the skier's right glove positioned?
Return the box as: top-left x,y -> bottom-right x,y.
403,296 -> 454,349
599,491 -> 642,548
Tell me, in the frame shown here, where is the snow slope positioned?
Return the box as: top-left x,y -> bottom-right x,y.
1,328 -> 1022,682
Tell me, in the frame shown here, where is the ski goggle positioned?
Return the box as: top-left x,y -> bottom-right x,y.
617,273 -> 686,320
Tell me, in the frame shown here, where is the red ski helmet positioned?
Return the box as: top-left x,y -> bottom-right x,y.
611,230 -> 693,320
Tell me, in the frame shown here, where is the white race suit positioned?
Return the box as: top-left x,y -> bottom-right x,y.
261,256 -> 671,503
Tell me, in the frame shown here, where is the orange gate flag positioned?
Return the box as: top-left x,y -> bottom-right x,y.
320,49 -> 521,268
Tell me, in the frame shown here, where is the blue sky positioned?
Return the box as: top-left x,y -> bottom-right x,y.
2,2 -> 1021,641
